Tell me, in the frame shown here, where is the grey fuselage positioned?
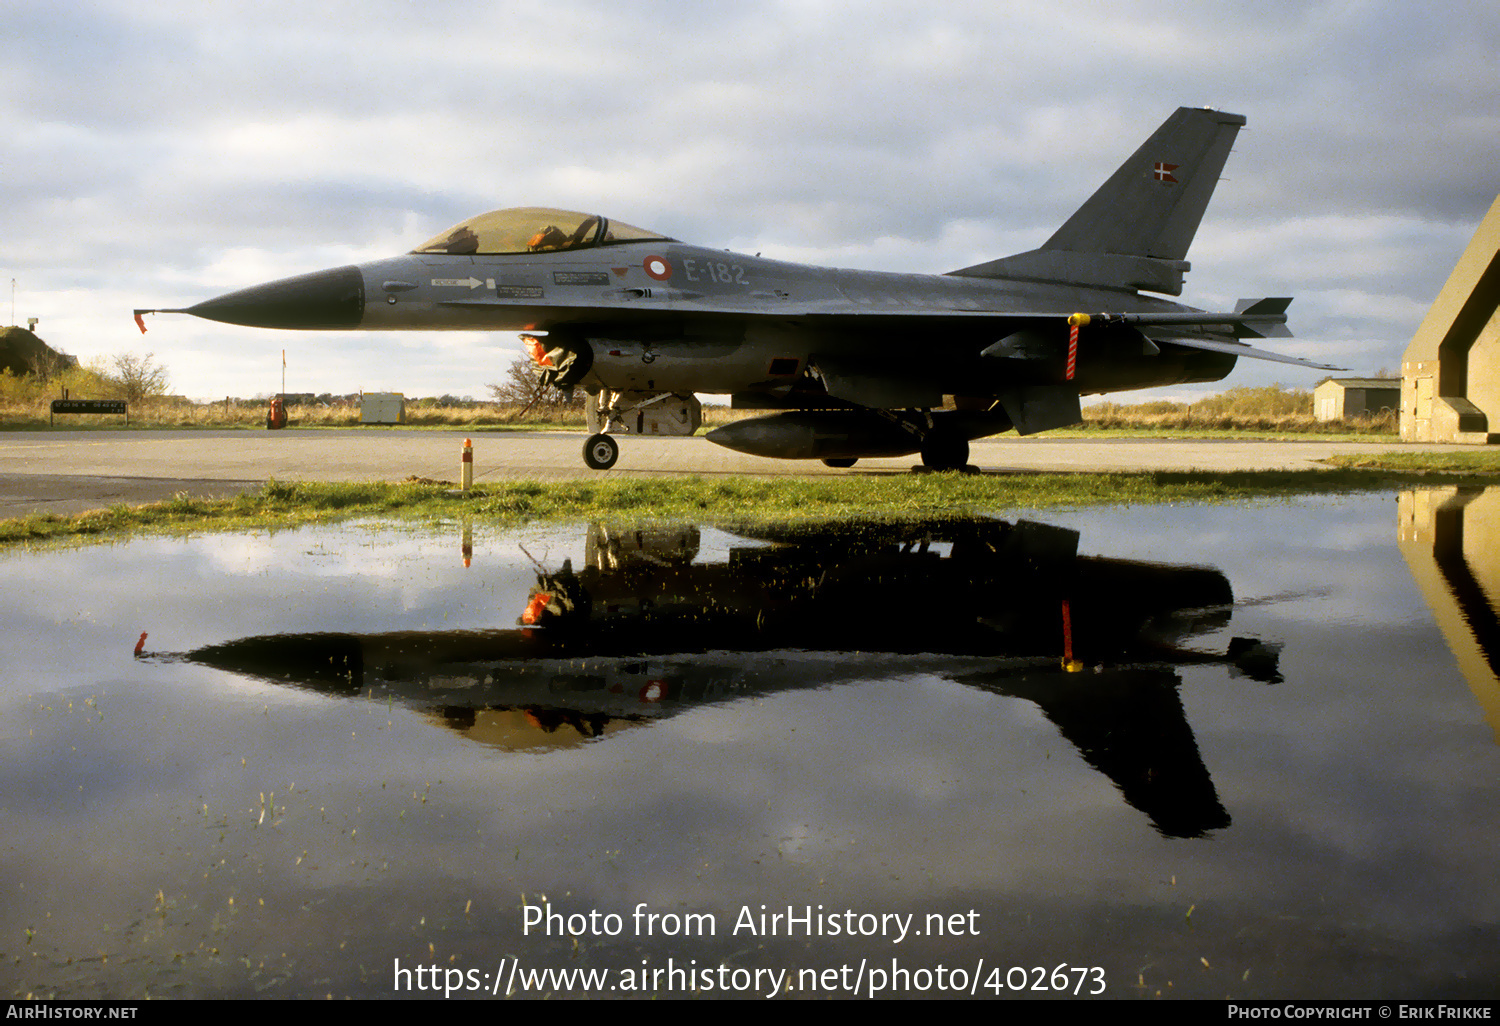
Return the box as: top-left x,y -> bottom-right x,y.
189,239 -> 1237,403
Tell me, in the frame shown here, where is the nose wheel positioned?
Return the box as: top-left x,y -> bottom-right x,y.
583,433 -> 620,470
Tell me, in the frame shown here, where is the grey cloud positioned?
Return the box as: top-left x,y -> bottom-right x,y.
4,0 -> 1496,395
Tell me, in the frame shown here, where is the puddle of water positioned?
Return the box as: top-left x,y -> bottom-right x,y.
0,493 -> 1496,999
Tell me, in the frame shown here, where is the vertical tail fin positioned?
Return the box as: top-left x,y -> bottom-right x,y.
950,107 -> 1246,295
1044,106 -> 1245,260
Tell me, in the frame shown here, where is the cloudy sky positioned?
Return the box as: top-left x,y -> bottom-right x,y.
4,0 -> 1497,401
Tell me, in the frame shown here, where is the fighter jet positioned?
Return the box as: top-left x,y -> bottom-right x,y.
137,106 -> 1336,471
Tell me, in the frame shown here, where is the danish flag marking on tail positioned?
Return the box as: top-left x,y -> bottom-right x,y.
1153,162 -> 1180,183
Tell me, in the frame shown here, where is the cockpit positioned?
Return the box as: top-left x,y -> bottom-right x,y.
411,207 -> 673,256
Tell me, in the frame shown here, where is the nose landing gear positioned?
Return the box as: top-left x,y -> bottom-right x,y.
579,389 -> 703,470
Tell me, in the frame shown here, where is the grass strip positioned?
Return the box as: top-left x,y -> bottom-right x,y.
2,467 -> 1494,547
1321,451 -> 1500,473
1047,426 -> 1396,440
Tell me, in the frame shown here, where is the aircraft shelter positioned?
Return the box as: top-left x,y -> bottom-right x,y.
1402,194 -> 1500,443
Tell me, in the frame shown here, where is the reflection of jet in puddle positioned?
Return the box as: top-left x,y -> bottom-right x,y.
163,518 -> 1281,837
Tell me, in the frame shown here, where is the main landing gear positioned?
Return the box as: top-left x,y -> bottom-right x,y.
870,407 -> 976,472
818,434 -> 972,472
918,431 -> 970,472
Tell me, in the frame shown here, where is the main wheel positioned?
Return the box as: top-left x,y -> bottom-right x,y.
820,457 -> 858,468
919,434 -> 969,470
582,433 -> 619,470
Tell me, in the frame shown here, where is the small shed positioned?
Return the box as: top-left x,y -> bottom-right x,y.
1313,378 -> 1400,422
360,392 -> 406,424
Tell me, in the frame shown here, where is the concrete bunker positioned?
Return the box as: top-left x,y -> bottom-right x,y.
1401,194 -> 1500,444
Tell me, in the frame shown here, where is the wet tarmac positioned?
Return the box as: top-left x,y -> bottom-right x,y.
1,492 -> 1496,999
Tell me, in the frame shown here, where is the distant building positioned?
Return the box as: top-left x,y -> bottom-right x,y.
361,392 -> 406,424
1313,378 -> 1400,421
1401,194 -> 1500,444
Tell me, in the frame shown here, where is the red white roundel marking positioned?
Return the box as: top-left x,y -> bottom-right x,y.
642,255 -> 672,281
639,680 -> 667,703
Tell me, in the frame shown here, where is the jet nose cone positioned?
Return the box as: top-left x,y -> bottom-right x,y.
187,265 -> 365,329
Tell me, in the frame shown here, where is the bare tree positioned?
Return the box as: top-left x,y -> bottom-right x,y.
110,352 -> 171,403
32,346 -> 76,384
487,357 -> 582,412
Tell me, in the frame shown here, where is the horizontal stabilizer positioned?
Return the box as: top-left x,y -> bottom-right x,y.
1158,335 -> 1344,371
1094,297 -> 1292,338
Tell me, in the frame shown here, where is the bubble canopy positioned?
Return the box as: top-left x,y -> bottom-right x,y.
411,207 -> 672,256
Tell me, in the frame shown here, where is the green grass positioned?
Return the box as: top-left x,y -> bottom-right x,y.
1049,425 -> 1397,440
1321,450 -> 1500,473
0,419 -> 581,433
2,466 -> 1494,547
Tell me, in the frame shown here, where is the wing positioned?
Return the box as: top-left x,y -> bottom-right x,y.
802,296 -> 1343,372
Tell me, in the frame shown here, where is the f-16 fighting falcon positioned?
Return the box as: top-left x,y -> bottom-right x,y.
138,107 -> 1337,471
